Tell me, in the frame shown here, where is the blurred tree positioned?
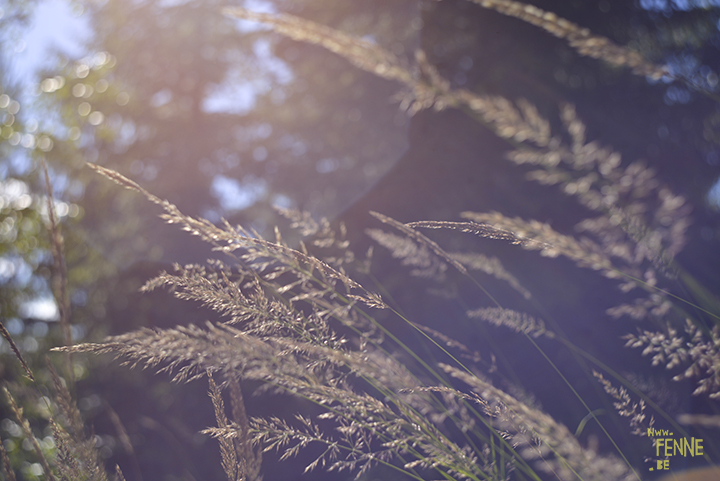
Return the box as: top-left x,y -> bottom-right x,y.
6,1 -> 422,479
40,0 -> 420,265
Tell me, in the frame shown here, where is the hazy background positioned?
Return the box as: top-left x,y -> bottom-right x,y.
1,0 -> 720,479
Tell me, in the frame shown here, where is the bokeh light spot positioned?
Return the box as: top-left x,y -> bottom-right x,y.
116,91 -> 130,105
78,101 -> 91,116
88,111 -> 104,125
